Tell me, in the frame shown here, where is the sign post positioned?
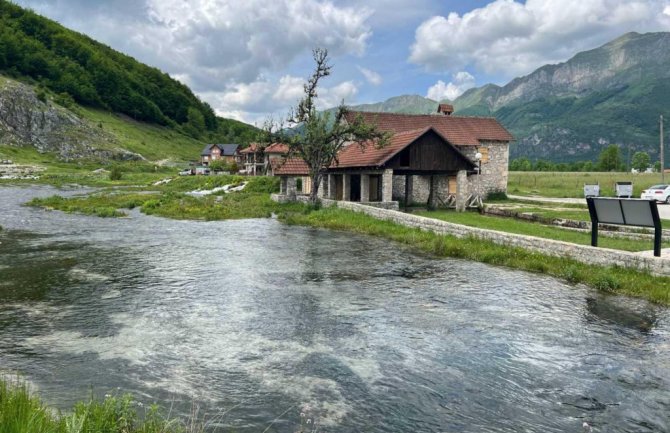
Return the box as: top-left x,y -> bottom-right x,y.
586,197 -> 662,257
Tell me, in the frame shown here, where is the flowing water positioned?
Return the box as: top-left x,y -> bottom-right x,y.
1,185 -> 669,432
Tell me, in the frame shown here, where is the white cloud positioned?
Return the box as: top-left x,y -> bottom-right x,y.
426,72 -> 476,101
410,0 -> 670,78
358,67 -> 382,85
204,76 -> 358,123
144,0 -> 373,90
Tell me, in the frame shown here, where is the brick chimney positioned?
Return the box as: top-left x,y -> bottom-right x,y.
437,104 -> 454,115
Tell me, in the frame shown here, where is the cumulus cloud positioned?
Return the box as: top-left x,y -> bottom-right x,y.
358,67 -> 382,85
410,0 -> 670,77
202,75 -> 358,124
16,0 -> 372,122
426,72 -> 475,101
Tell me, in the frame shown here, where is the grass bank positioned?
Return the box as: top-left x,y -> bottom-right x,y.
0,379 -> 201,433
281,207 -> 670,305
508,171 -> 664,198
27,176 -> 307,220
415,209 -> 666,252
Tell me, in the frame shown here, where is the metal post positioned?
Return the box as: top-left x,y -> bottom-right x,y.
661,114 -> 665,184
586,197 -> 599,247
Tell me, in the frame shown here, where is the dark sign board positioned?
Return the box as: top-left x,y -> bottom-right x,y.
586,198 -> 662,257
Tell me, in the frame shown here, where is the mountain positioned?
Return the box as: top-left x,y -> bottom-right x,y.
0,1 -> 258,162
347,32 -> 670,163
345,95 -> 442,115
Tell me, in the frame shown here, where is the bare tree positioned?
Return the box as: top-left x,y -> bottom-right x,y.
262,48 -> 389,204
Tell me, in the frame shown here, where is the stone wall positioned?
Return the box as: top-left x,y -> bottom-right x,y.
458,142 -> 509,197
325,200 -> 670,276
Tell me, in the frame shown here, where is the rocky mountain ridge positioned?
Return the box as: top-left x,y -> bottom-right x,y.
346,32 -> 670,163
0,77 -> 142,160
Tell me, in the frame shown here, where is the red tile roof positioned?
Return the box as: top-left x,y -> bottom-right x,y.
272,157 -> 310,176
265,142 -> 289,154
437,103 -> 454,114
239,143 -> 259,154
344,111 -> 513,146
240,143 -> 289,154
333,128 -> 430,168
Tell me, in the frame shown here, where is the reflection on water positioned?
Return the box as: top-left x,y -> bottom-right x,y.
1,185 -> 670,432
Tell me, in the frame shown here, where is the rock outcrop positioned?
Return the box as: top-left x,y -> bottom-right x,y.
0,78 -> 143,161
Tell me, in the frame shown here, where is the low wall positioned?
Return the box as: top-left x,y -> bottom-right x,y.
327,200 -> 670,276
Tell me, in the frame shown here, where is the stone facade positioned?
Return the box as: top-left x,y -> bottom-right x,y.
458,141 -> 509,197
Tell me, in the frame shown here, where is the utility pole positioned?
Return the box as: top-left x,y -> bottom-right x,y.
662,115 -> 665,183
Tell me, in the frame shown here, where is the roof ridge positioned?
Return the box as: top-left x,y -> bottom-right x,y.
347,110 -> 500,120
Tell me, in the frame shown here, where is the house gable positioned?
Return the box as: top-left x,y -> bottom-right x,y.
385,129 -> 476,174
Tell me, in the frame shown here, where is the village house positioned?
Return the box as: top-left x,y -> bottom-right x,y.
200,143 -> 240,166
272,104 -> 513,211
239,142 -> 289,175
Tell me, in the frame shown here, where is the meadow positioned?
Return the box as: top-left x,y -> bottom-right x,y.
508,171 -> 667,198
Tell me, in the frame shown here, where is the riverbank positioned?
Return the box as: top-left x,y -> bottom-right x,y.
17,178 -> 670,304
0,378 -> 200,433
281,207 -> 670,305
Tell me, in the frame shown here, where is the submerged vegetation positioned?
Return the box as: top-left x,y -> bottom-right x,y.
0,379 -> 202,433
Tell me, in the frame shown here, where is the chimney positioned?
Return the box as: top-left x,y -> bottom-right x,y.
437,104 -> 454,116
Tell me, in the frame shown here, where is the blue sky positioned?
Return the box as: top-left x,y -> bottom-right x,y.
14,0 -> 670,124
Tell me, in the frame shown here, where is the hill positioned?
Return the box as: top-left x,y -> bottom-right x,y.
0,1 -> 258,162
345,32 -> 670,164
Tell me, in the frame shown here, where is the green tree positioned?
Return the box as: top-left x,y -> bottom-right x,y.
631,151 -> 651,172
184,107 -> 205,138
263,48 -> 389,205
597,144 -> 622,171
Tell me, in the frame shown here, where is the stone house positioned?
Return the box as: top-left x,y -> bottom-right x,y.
272,105 -> 513,210
201,143 -> 239,166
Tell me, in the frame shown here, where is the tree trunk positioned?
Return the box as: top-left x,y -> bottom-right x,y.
309,172 -> 322,206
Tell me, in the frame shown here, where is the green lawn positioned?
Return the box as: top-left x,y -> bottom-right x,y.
508,171 -> 665,198
415,209 -> 662,252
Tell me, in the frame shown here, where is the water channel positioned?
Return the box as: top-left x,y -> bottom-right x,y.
0,185 -> 669,432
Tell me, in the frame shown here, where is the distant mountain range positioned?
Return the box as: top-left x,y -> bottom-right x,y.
347,32 -> 670,163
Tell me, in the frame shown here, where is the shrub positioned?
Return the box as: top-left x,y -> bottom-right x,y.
109,166 -> 123,181
486,191 -> 508,201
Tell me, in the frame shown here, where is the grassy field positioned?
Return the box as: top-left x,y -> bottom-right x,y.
414,209 -> 663,252
282,207 -> 670,304
508,171 -> 666,198
0,378 -> 203,433
26,175 -> 307,220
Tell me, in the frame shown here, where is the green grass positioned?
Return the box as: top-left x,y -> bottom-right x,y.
414,209 -> 664,252
282,207 -> 670,304
78,108 -> 206,162
0,378 -> 198,433
28,193 -> 153,218
26,176 -> 297,220
508,171 -> 665,198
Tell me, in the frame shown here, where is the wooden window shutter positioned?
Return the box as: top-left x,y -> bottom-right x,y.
448,177 -> 457,195
478,146 -> 490,164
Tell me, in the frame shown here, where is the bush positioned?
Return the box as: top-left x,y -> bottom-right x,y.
486,191 -> 508,201
109,166 -> 123,181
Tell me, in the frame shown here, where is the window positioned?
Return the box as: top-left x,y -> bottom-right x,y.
399,148 -> 410,167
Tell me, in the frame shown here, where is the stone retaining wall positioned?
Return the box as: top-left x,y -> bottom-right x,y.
324,200 -> 670,276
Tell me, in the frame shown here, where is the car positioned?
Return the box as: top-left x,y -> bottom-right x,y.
178,168 -> 193,176
640,184 -> 670,202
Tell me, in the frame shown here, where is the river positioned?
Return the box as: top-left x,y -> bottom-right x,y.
1,185 -> 669,432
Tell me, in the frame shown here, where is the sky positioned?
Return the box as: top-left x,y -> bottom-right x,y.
13,0 -> 670,125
